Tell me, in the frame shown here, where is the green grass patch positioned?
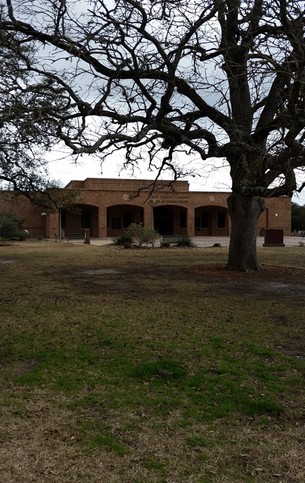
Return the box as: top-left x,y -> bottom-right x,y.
80,419 -> 129,455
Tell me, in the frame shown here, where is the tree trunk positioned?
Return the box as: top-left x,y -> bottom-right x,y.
226,194 -> 265,271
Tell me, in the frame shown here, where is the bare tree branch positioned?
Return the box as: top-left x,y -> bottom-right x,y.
1,0 -> 305,200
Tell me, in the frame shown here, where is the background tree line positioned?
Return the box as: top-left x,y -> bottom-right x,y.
291,202 -> 305,233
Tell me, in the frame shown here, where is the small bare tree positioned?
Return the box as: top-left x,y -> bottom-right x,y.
1,0 -> 305,269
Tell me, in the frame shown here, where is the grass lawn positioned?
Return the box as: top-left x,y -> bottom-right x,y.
1,241 -> 305,482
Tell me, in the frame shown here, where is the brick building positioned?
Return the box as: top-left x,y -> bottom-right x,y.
1,178 -> 291,239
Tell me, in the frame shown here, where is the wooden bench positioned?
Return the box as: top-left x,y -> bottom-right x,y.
67,233 -> 84,241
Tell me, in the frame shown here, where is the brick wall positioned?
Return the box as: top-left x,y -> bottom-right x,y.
0,178 -> 292,239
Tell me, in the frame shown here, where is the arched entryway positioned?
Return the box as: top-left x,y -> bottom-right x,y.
153,205 -> 188,236
107,205 -> 144,237
194,205 -> 229,236
61,204 -> 99,238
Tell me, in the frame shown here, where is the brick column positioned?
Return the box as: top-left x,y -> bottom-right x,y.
143,205 -> 153,230
187,205 -> 194,236
45,212 -> 58,239
98,206 -> 107,238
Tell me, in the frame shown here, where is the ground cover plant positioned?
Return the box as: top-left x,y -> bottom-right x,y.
1,241 -> 305,482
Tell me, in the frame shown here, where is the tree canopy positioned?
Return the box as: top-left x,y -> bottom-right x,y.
1,0 -> 305,196
1,0 -> 305,269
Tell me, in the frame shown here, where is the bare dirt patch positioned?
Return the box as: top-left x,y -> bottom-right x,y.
50,261 -> 305,300
184,263 -> 305,297
82,268 -> 123,275
185,263 -> 305,282
184,263 -> 305,361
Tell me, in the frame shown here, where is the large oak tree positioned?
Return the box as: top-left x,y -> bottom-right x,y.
1,0 -> 305,269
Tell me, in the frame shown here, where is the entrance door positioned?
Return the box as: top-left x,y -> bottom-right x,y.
153,207 -> 173,235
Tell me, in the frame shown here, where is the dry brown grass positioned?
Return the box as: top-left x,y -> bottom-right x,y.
1,241 -> 305,482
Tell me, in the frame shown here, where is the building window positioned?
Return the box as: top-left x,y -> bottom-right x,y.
60,211 -> 66,229
123,211 -> 132,228
81,211 -> 91,228
111,217 -> 121,229
201,211 -> 209,228
195,217 -> 200,230
180,211 -> 187,228
217,212 -> 226,228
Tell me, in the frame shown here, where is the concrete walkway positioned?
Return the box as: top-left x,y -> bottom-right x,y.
74,236 -> 304,248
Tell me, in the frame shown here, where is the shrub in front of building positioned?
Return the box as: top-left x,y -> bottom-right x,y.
176,236 -> 194,247
0,213 -> 29,240
114,234 -> 133,247
125,223 -> 159,247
